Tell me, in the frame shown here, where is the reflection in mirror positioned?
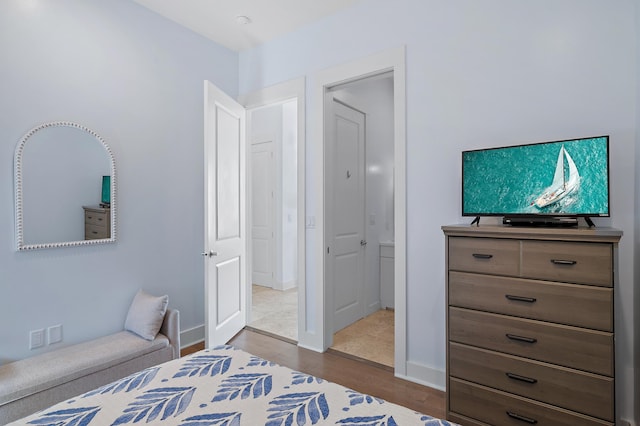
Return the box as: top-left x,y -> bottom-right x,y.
15,122 -> 116,250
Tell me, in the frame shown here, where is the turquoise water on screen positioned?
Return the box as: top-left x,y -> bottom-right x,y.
463,137 -> 609,216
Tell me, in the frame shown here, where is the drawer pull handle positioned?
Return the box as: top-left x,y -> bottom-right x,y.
505,294 -> 537,303
506,411 -> 538,424
506,372 -> 538,384
506,333 -> 537,344
472,253 -> 493,259
550,259 -> 577,266
97,217 -> 103,221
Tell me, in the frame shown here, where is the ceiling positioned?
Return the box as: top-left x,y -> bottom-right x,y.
131,0 -> 360,51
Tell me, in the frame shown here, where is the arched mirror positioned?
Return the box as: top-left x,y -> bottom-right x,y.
14,121 -> 117,250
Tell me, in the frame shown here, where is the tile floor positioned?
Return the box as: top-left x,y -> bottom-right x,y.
330,309 -> 394,369
248,284 -> 394,369
248,285 -> 298,341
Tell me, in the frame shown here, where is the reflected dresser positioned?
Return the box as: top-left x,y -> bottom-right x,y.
83,205 -> 110,240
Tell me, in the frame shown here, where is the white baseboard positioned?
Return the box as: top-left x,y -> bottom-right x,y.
180,325 -> 205,349
366,301 -> 382,316
273,279 -> 297,291
400,361 -> 446,392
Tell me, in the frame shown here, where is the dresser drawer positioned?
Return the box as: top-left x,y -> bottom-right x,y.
85,210 -> 109,226
521,241 -> 612,287
449,342 -> 614,421
448,271 -> 613,331
449,378 -> 612,426
85,223 -> 109,239
448,237 -> 520,276
449,307 -> 613,376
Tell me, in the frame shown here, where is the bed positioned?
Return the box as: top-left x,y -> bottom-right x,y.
9,345 -> 456,425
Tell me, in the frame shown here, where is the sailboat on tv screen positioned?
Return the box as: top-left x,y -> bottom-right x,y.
534,145 -> 580,209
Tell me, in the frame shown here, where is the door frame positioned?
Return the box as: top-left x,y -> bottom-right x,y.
312,47 -> 407,375
238,77 -> 306,343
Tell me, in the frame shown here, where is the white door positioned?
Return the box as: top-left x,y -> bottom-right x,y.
251,141 -> 275,287
204,80 -> 247,346
328,99 -> 366,332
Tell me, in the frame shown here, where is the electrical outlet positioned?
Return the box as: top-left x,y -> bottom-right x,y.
48,324 -> 63,344
29,329 -> 45,350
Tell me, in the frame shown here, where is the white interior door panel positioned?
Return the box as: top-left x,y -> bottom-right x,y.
204,80 -> 247,346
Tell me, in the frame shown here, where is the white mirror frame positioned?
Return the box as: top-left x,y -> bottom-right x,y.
14,121 -> 117,251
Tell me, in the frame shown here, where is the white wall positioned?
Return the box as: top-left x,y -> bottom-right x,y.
239,0 -> 637,421
634,0 -> 640,422
0,0 -> 238,362
281,100 -> 298,288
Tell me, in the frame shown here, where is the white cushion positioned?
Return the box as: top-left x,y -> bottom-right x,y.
124,290 -> 168,340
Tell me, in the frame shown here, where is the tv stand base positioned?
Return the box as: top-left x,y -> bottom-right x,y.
502,216 -> 579,227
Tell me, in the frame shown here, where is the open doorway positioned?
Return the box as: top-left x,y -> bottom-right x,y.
325,73 -> 395,368
203,78 -> 305,348
238,78 -> 306,345
246,99 -> 299,342
306,47 -> 406,375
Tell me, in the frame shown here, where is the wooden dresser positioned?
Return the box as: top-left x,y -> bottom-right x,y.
442,225 -> 622,426
83,206 -> 111,240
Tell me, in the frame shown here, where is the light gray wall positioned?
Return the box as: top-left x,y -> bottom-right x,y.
634,0 -> 640,423
0,0 -> 238,362
239,0 -> 637,421
280,100 -> 298,288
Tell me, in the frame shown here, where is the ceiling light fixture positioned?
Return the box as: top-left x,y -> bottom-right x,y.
235,15 -> 251,25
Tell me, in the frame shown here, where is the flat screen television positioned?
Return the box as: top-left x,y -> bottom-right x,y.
462,135 -> 610,226
101,175 -> 111,207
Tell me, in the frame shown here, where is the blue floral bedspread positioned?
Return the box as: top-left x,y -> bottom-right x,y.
11,345 -> 457,426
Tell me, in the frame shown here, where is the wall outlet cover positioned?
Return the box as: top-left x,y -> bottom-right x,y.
48,324 -> 63,344
29,329 -> 45,350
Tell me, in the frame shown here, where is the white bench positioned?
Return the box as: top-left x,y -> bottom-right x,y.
0,308 -> 179,424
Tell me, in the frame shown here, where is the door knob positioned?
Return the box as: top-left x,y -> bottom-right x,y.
360,240 -> 367,246
201,251 -> 218,257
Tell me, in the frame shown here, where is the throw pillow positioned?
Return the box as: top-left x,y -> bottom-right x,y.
124,289 -> 169,340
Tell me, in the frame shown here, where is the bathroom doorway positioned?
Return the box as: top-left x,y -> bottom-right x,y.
326,72 -> 395,368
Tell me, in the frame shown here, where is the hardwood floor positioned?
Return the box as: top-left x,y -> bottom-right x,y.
180,340 -> 205,357
181,328 -> 446,420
